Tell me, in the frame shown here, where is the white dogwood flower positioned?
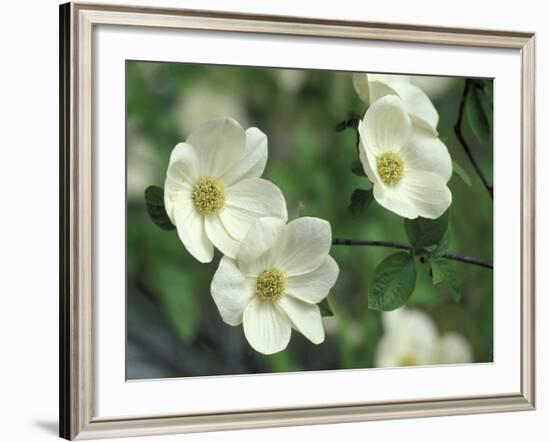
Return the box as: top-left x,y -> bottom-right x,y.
375,307 -> 439,367
358,95 -> 452,219
375,307 -> 472,367
164,118 -> 287,263
352,73 -> 439,134
210,216 -> 339,355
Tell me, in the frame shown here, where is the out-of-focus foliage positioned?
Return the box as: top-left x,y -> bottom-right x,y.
126,61 -> 493,379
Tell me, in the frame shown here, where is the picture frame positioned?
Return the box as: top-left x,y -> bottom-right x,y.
59,2 -> 536,440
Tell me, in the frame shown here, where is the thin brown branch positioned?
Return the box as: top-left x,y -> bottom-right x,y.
332,238 -> 493,269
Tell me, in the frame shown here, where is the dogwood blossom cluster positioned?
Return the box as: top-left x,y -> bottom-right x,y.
161,73 -> 462,358
164,117 -> 339,354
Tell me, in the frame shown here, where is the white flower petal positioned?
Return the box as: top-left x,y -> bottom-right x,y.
355,73 -> 410,105
173,202 -> 213,263
353,75 -> 440,134
372,166 -> 451,220
399,169 -> 452,219
352,73 -> 370,103
358,139 -> 383,186
164,176 -> 193,225
187,117 -> 246,177
372,183 -> 419,219
210,256 -> 256,326
375,333 -> 437,367
204,215 -> 241,258
369,74 -> 412,84
278,296 -> 324,344
164,142 -> 200,224
398,309 -> 439,359
401,126 -> 452,182
272,217 -> 332,276
166,142 -> 200,184
381,307 -> 407,331
243,298 -> 291,354
375,335 -> 407,367
391,308 -> 437,338
390,82 -> 439,134
237,217 -> 286,277
367,78 -> 398,105
359,95 -> 412,154
286,256 -> 339,304
220,127 -> 268,186
221,178 -> 288,240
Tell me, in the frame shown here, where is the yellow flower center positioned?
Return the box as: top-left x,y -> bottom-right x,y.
256,268 -> 287,302
192,177 -> 226,215
376,151 -> 404,186
399,354 -> 418,367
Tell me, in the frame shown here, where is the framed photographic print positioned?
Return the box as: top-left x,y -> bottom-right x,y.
59,2 -> 536,440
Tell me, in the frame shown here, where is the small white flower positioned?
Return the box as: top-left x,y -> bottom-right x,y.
375,307 -> 472,367
375,307 -> 439,367
210,216 -> 340,355
358,95 -> 452,219
164,118 -> 287,263
352,73 -> 439,134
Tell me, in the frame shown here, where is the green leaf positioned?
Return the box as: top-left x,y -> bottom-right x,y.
368,252 -> 417,311
452,161 -> 472,187
145,185 -> 175,231
319,298 -> 334,317
431,257 -> 461,303
404,210 -> 449,248
430,258 -> 446,285
348,188 -> 374,216
466,83 -> 493,146
351,159 -> 366,177
432,226 -> 452,258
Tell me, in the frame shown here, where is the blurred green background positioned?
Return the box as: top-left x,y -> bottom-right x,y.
126,61 -> 493,379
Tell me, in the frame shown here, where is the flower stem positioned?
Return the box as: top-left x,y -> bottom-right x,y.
454,79 -> 493,199
332,238 -> 493,269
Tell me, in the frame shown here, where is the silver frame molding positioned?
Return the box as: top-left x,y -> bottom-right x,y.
59,2 -> 536,440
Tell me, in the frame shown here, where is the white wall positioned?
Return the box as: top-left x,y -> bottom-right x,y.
0,0 -> 546,441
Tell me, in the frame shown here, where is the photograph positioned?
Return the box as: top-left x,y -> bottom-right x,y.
54,3 -> 537,439
126,61 -> 494,379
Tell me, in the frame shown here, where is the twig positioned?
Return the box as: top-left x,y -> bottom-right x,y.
454,79 -> 493,198
442,251 -> 492,269
332,238 -> 493,269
